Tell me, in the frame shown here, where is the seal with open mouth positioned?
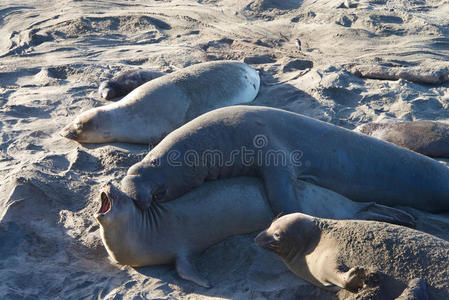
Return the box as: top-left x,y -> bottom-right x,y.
95,177 -> 273,288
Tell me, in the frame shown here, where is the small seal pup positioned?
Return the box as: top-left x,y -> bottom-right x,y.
61,61 -> 260,144
255,213 -> 449,299
98,69 -> 166,100
96,177 -> 416,287
355,120 -> 449,158
121,105 -> 449,215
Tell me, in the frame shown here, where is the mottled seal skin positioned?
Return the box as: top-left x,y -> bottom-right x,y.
61,61 -> 260,144
96,178 -> 273,288
98,69 -> 166,100
255,213 -> 449,299
96,177 -> 416,287
122,105 -> 449,215
355,120 -> 449,158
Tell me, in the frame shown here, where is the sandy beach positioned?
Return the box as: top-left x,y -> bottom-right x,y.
1,0 -> 449,299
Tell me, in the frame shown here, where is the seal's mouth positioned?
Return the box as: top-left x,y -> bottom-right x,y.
255,231 -> 280,253
98,192 -> 112,214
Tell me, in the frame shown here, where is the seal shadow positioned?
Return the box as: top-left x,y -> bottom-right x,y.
132,232 -> 335,298
252,69 -> 325,119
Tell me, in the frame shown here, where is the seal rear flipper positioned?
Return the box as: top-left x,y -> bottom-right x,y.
395,278 -> 428,300
356,202 -> 416,228
175,255 -> 211,288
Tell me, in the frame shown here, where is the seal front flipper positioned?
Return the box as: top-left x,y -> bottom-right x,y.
175,255 -> 211,288
262,167 -> 301,214
313,248 -> 369,292
339,266 -> 369,292
316,258 -> 369,292
356,202 -> 416,228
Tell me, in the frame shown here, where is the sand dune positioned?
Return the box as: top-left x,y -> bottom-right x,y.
1,0 -> 449,299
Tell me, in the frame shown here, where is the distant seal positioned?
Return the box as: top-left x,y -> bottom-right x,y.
96,177 -> 416,287
98,69 -> 166,100
122,105 -> 449,215
61,61 -> 260,144
255,213 -> 449,299
355,120 -> 449,158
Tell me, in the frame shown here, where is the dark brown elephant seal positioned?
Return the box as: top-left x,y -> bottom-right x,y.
355,120 -> 449,158
98,69 -> 166,100
121,106 -> 449,217
255,213 -> 449,299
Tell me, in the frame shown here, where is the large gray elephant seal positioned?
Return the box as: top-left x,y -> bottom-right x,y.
98,69 -> 166,100
121,105 -> 449,215
355,120 -> 449,158
255,213 -> 449,299
61,61 -> 260,144
96,178 -> 272,288
96,177 -> 417,287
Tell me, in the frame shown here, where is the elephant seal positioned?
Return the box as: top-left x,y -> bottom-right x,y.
98,69 -> 166,100
121,105 -> 449,214
355,120 -> 449,158
61,61 -> 260,144
96,177 -> 416,287
96,178 -> 273,288
255,213 -> 449,299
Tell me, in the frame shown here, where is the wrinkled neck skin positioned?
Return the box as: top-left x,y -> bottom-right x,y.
100,202 -> 176,266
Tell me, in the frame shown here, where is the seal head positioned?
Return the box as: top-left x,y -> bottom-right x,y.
98,81 -> 118,100
122,157 -> 192,210
120,174 -> 167,210
255,213 -> 319,258
60,109 -> 112,143
95,183 -> 130,228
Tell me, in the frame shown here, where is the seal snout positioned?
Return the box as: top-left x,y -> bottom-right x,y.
255,230 -> 280,253
121,175 -> 152,210
98,82 -> 115,100
60,124 -> 79,140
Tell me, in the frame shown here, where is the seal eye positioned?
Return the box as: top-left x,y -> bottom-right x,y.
150,159 -> 159,166
151,186 -> 167,201
273,231 -> 281,240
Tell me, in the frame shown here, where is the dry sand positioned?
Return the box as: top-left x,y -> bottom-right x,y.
1,0 -> 449,299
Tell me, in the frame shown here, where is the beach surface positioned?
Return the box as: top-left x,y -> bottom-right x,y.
1,0 -> 449,299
